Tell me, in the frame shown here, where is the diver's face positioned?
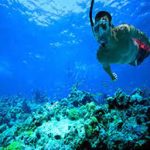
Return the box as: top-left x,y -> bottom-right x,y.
94,16 -> 111,37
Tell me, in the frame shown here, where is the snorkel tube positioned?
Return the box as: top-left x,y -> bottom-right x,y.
89,0 -> 94,27
89,0 -> 113,28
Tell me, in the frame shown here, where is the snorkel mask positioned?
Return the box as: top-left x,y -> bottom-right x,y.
93,11 -> 112,42
94,17 -> 110,34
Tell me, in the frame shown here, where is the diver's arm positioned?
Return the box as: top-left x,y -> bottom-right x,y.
102,64 -> 117,80
89,0 -> 94,27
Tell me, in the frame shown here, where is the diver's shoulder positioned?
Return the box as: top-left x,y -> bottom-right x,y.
113,24 -> 134,31
112,24 -> 138,36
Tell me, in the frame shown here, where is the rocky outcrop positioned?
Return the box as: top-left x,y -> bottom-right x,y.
0,88 -> 149,150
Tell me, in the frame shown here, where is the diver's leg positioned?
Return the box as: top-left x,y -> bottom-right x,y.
132,38 -> 150,66
136,49 -> 150,65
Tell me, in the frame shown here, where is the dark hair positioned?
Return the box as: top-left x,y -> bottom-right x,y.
95,11 -> 112,23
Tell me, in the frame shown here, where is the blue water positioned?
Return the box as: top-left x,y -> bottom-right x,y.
0,0 -> 150,99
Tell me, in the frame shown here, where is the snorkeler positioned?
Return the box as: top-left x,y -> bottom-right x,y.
89,0 -> 150,80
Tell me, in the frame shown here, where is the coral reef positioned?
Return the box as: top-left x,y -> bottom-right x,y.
0,88 -> 149,149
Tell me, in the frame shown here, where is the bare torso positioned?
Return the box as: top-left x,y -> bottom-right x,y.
97,24 -> 139,64
93,24 -> 150,80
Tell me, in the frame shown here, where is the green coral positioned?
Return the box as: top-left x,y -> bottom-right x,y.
84,124 -> 93,137
86,102 -> 96,113
26,130 -> 34,137
68,108 -> 80,120
4,141 -> 22,150
90,116 -> 98,124
84,117 -> 99,138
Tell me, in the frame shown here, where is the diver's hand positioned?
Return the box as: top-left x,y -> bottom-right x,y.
111,73 -> 117,81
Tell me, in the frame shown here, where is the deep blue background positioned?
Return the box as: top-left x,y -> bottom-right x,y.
0,0 -> 150,99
